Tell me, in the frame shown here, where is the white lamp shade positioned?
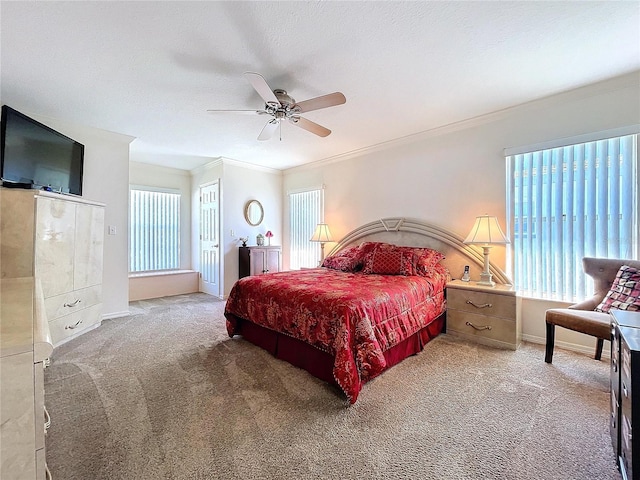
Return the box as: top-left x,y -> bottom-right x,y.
463,215 -> 510,245
310,223 -> 333,243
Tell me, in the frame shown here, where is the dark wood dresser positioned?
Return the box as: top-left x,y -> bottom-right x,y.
611,310 -> 640,480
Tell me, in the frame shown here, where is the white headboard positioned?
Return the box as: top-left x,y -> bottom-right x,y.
327,217 -> 511,285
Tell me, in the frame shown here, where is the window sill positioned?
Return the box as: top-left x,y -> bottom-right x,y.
129,269 -> 195,279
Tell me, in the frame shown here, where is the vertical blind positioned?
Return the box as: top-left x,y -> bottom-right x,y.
289,189 -> 322,269
507,134 -> 638,301
129,188 -> 181,272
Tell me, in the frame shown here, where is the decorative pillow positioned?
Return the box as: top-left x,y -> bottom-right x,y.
361,246 -> 413,275
595,265 -> 640,313
321,245 -> 363,272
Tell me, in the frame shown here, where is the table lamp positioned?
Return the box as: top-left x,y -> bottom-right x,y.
310,223 -> 333,261
463,215 -> 510,287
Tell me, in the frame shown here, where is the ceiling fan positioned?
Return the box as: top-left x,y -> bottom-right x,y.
207,72 -> 346,141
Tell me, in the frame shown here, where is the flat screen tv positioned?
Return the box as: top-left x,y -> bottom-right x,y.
1,105 -> 84,196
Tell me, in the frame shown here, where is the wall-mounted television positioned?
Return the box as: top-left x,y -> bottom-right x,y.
1,105 -> 84,196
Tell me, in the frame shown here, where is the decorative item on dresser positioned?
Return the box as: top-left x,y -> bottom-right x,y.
1,278 -> 53,479
238,245 -> 282,278
0,188 -> 105,347
446,280 -> 519,350
610,310 -> 640,480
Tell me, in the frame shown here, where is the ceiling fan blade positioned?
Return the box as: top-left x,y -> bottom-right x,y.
258,120 -> 279,141
289,116 -> 331,137
244,72 -> 280,107
207,109 -> 268,115
294,92 -> 346,113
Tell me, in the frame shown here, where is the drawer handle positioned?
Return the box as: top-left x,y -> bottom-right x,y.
64,299 -> 82,307
623,383 -> 629,398
44,406 -> 51,431
65,318 -> 84,330
466,300 -> 492,309
466,321 -> 492,331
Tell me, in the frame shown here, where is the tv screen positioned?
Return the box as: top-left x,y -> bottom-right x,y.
1,105 -> 84,195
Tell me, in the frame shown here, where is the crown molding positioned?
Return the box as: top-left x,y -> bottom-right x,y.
220,156 -> 282,175
284,71 -> 640,175
191,156 -> 281,176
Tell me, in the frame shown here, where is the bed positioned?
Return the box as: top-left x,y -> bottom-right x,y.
224,218 -> 510,403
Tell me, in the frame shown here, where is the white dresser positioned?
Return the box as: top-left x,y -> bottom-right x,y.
1,188 -> 105,346
0,277 -> 53,479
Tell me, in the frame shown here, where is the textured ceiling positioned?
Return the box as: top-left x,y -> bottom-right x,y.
1,1 -> 639,171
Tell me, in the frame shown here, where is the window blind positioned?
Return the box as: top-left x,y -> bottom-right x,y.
289,189 -> 323,269
507,134 -> 638,301
129,188 -> 181,272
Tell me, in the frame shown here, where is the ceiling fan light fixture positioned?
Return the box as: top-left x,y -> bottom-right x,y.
208,71 -> 345,141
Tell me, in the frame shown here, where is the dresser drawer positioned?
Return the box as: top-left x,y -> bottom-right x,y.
44,284 -> 102,322
447,288 -> 516,319
447,309 -> 517,346
49,303 -> 103,345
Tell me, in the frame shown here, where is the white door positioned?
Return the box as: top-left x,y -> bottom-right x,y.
200,182 -> 221,297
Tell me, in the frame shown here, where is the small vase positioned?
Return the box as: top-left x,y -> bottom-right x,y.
256,235 -> 264,246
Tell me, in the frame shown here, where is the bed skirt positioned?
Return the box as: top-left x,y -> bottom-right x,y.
227,312 -> 446,392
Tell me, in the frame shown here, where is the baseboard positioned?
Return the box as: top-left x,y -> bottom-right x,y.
522,333 -> 611,360
102,310 -> 130,320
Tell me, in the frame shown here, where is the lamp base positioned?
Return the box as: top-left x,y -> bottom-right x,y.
477,271 -> 495,287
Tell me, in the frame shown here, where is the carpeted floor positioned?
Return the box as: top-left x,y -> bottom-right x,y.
45,293 -> 621,480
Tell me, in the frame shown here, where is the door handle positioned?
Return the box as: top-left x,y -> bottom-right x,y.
213,244 -> 219,248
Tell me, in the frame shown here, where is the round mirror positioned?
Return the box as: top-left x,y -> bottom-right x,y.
244,200 -> 264,226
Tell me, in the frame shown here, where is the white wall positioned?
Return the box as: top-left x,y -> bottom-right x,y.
191,158 -> 283,297
283,71 -> 640,353
129,160 -> 192,270
30,114 -> 134,318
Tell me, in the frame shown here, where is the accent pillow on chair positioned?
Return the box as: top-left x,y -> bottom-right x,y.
595,265 -> 640,313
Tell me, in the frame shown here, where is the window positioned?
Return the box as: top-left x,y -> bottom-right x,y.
129,187 -> 181,273
289,188 -> 323,269
507,133 -> 638,302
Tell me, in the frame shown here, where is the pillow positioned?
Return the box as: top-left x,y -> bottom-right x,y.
321,245 -> 363,272
362,247 -> 413,275
595,265 -> 640,313
411,248 -> 446,274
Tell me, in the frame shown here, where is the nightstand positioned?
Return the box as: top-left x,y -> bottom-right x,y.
446,280 -> 520,350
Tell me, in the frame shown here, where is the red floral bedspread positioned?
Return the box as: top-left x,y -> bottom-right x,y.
224,266 -> 447,403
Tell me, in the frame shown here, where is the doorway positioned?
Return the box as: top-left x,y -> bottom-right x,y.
199,181 -> 221,297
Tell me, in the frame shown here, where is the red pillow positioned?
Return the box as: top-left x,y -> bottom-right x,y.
321,245 -> 362,272
362,247 -> 413,275
595,266 -> 640,313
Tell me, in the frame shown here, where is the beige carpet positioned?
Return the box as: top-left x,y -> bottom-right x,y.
45,293 -> 621,480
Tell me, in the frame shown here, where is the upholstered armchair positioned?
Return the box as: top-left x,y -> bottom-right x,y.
545,257 -> 640,364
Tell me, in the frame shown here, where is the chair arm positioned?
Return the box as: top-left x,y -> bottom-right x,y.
569,296 -> 601,311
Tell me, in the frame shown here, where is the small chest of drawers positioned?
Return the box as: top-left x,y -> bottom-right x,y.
446,280 -> 519,350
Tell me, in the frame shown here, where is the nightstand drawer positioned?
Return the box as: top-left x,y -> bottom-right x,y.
447,309 -> 517,345
447,288 -> 516,319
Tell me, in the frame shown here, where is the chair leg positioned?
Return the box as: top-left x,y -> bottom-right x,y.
545,322 -> 555,363
595,338 -> 604,361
